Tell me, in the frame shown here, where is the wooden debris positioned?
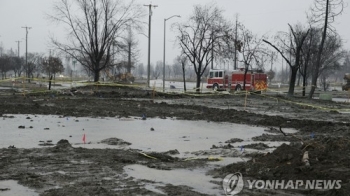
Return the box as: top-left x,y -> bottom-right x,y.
302,151 -> 310,167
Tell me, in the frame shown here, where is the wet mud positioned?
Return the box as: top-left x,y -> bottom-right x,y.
0,85 -> 350,195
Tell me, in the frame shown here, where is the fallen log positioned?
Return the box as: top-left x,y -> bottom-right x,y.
302,151 -> 310,167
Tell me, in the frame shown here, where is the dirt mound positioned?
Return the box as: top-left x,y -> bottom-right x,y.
263,127 -> 281,134
252,133 -> 300,142
211,136 -> 350,195
55,139 -> 73,149
164,149 -> 180,155
99,138 -> 131,146
225,138 -> 244,143
244,142 -> 270,150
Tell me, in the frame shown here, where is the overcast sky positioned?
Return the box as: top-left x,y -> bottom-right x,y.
0,0 -> 349,69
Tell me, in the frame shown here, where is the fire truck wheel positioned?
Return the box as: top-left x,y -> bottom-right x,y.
213,84 -> 219,91
235,85 -> 242,92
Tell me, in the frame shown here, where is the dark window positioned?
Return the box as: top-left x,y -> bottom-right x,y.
209,72 -> 214,78
219,71 -> 223,77
215,72 -> 219,77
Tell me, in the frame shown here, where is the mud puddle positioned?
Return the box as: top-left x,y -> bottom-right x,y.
332,97 -> 350,103
1,114 -> 292,154
124,164 -> 222,195
0,180 -> 38,196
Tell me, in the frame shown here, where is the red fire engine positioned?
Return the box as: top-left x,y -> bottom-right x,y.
206,68 -> 268,91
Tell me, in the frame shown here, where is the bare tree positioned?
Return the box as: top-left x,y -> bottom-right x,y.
27,53 -> 44,79
172,59 -> 183,78
320,66 -> 340,91
41,56 -> 64,89
42,56 -> 65,80
264,24 -> 310,96
11,57 -> 24,78
174,3 -> 230,92
310,31 -> 345,88
299,27 -> 316,96
0,44 -> 3,57
341,51 -> 350,73
165,64 -> 173,79
308,0 -> 345,98
135,63 -> 145,78
0,55 -> 11,79
117,27 -> 140,74
49,0 -> 144,82
239,27 -> 267,90
219,15 -> 242,70
299,26 -> 345,95
152,61 -> 162,80
115,61 -> 128,80
175,55 -> 188,92
0,50 -> 23,79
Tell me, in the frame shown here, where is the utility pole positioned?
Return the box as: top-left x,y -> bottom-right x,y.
48,49 -> 53,90
49,49 -> 52,77
281,55 -> 284,83
22,26 -> 32,82
234,16 -> 238,70
144,4 -> 157,88
0,36 -> 3,57
15,40 -> 21,57
211,29 -> 214,69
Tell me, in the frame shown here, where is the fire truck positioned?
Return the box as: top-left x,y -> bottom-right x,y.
206,68 -> 268,91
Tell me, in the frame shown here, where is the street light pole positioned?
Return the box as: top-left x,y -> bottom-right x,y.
163,15 -> 180,92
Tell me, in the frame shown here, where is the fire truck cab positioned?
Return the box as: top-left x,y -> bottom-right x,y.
206,69 -> 228,90
206,68 -> 267,92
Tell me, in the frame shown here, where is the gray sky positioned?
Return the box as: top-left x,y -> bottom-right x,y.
1,0 -> 349,69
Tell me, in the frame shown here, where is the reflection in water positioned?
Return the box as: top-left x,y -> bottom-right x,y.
0,114 -> 292,153
124,164 -> 221,195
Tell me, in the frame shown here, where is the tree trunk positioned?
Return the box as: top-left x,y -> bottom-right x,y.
182,64 -> 186,92
48,75 -> 53,90
94,70 -> 100,82
302,39 -> 311,97
302,70 -> 307,97
308,0 -> 329,99
128,43 -> 132,73
196,73 -> 201,92
243,68 -> 248,90
288,67 -> 298,96
297,72 -> 301,86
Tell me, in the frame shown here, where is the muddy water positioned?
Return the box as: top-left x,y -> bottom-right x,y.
0,180 -> 38,196
1,115 -> 298,195
332,97 -> 350,102
0,114 -> 287,153
124,164 -> 222,195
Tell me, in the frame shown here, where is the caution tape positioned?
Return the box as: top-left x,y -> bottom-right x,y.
184,157 -> 223,161
2,77 -> 350,112
154,86 -> 350,112
138,152 -> 224,162
138,152 -> 158,160
255,88 -> 350,112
